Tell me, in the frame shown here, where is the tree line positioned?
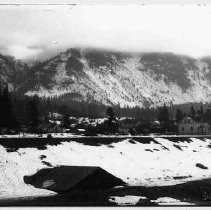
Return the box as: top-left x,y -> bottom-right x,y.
1,83 -> 211,134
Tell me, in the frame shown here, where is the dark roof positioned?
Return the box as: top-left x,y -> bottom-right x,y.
24,166 -> 125,193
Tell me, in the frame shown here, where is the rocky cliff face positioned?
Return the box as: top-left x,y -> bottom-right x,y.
0,54 -> 28,91
1,48 -> 211,108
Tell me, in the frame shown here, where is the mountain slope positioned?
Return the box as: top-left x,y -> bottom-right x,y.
1,49 -> 211,108
23,49 -> 211,107
0,54 -> 28,91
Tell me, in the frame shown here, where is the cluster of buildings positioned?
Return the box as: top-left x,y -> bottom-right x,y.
118,116 -> 211,135
48,112 -> 211,135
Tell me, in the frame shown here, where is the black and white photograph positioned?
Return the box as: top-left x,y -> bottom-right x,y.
0,0 -> 211,206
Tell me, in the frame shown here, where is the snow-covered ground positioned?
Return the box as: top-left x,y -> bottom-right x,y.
109,196 -> 194,206
152,197 -> 195,205
109,195 -> 147,205
0,133 -> 80,138
0,136 -> 211,201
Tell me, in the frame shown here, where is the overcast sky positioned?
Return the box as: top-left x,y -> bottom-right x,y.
0,4 -> 211,61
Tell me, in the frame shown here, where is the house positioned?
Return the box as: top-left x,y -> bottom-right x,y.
178,116 -> 210,135
118,117 -> 138,134
48,112 -> 63,121
24,166 -> 125,193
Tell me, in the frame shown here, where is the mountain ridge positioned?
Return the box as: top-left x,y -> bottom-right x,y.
1,48 -> 211,108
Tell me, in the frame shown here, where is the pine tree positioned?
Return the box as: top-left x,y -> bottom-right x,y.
1,85 -> 18,131
105,107 -> 118,134
62,114 -> 70,129
0,85 -> 2,131
26,96 -> 40,132
189,105 -> 196,119
198,105 -> 204,121
158,104 -> 169,123
176,108 -> 183,123
106,107 -> 115,121
60,104 -> 70,129
158,103 -> 170,133
205,106 -> 211,123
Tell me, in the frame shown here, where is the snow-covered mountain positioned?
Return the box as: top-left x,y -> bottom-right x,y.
1,48 -> 211,108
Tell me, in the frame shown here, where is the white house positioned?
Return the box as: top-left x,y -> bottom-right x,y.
178,116 -> 210,135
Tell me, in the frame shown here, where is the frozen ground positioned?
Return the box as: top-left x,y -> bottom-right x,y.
0,133 -> 78,138
0,135 -> 211,205
109,195 -> 194,206
109,195 -> 147,205
151,197 -> 195,205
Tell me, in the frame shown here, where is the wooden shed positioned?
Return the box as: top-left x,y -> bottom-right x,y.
24,166 -> 125,193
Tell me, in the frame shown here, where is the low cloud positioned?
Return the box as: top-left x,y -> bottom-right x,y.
0,5 -> 211,60
5,45 -> 44,60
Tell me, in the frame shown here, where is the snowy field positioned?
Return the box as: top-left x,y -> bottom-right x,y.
0,135 -> 211,205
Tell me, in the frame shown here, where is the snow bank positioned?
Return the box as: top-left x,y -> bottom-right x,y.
0,136 -> 211,199
0,133 -> 78,138
109,195 -> 147,205
152,197 -> 195,205
0,145 -> 56,199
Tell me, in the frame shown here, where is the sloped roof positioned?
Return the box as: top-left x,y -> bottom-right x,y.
180,116 -> 208,125
24,166 -> 125,193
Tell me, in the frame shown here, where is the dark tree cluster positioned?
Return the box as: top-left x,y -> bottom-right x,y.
0,85 -> 43,134
158,103 -> 170,133
0,85 -> 18,132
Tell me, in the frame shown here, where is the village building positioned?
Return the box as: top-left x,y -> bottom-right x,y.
118,117 -> 138,134
48,112 -> 63,121
24,166 -> 125,193
178,116 -> 210,135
